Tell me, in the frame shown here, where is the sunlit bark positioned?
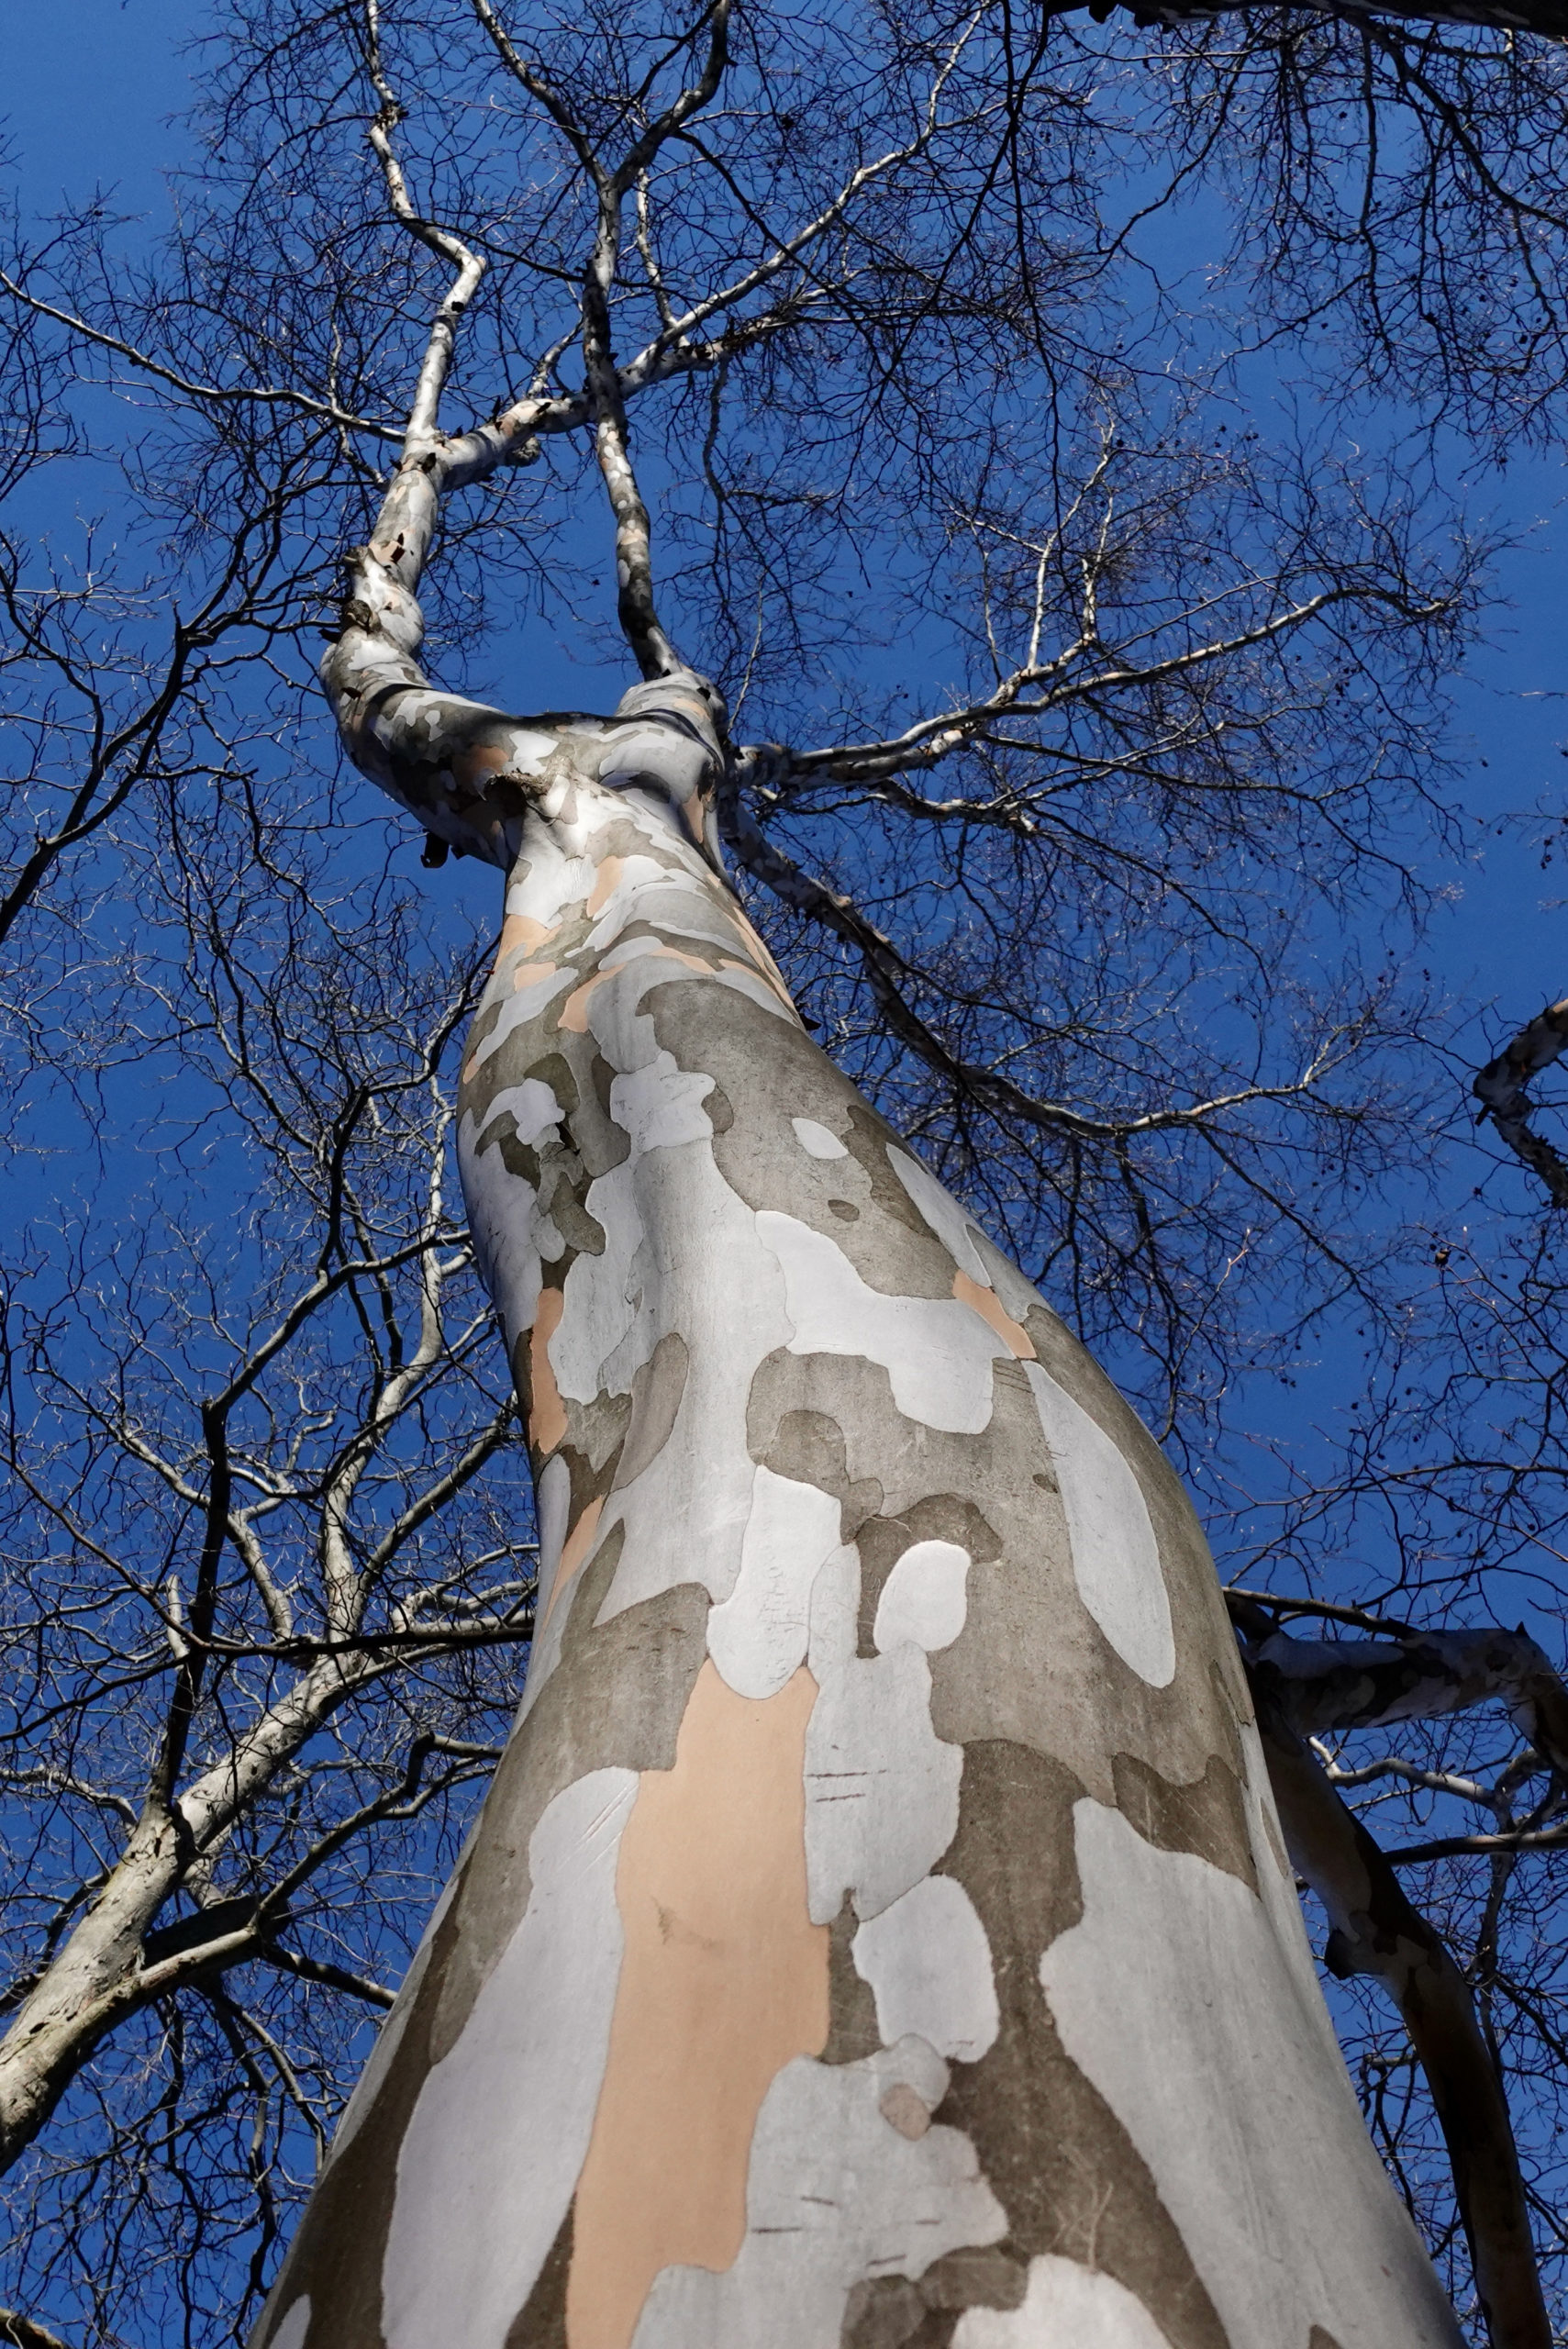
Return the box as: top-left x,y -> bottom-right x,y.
230,3 -> 1548,2332
256,424 -> 1472,2349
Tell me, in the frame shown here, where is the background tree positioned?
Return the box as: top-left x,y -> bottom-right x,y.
6,0 -> 1568,2342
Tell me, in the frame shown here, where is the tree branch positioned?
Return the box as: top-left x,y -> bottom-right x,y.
1232,1612 -> 1568,1777
1255,1701 -> 1550,2349
1473,997 -> 1568,1209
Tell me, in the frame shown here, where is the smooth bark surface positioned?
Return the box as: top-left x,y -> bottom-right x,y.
251,646 -> 1464,2345
241,11 -> 1517,2335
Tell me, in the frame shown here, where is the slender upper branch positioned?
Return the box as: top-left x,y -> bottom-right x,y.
362,0 -> 486,447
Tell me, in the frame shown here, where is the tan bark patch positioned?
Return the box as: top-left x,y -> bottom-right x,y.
511,958 -> 560,994
539,1497 -> 606,1635
450,740 -> 514,785
498,910 -> 558,961
878,2083 -> 932,2140
951,1272 -> 1035,1359
529,1289 -> 569,1455
587,857 -> 625,915
561,944 -> 721,1033
642,942 -> 720,979
566,1660 -> 829,2349
559,969 -> 617,1033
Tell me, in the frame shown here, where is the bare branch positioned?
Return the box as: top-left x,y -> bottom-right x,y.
1256,1703 -> 1550,2349
1473,998 -> 1568,1208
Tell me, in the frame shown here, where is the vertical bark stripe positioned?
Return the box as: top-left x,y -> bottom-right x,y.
539,1497 -> 606,1635
529,1287 -> 569,1454
565,1659 -> 829,2349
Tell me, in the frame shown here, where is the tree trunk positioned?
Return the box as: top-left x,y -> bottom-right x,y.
247,665 -> 1468,2349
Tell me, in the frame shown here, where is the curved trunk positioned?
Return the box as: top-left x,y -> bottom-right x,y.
252,672 -> 1463,2349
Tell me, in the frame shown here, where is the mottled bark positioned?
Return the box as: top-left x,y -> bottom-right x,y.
250,33 -> 1486,2332
1249,1620 -> 1568,1776
256,573 -> 1470,2349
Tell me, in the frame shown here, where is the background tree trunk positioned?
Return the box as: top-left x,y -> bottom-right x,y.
251,672 -> 1465,2349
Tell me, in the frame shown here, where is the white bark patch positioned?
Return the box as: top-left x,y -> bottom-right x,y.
951,2254 -> 1170,2345
608,1054 -> 716,1153
475,1075 -> 563,1147
1024,1365 -> 1174,1688
463,1172 -> 544,1356
328,1841 -> 471,2164
1037,1801 -> 1465,2349
805,1644 -> 962,1923
792,1117 -> 849,1159
598,724 -> 712,807
512,831 -> 600,929
550,1157 -> 645,1406
381,1769 -> 639,2349
530,1454 -> 573,1609
806,1540 -> 860,1682
499,726 -> 558,774
518,1453 -> 589,1702
583,854 -> 675,950
873,1540 -> 972,1653
886,1146 -> 991,1284
706,1468 -> 849,1699
627,2040 -> 1006,2349
756,1211 -> 1006,1434
851,1875 -> 999,2063
588,1145 -> 795,1624
267,2299 -> 312,2349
